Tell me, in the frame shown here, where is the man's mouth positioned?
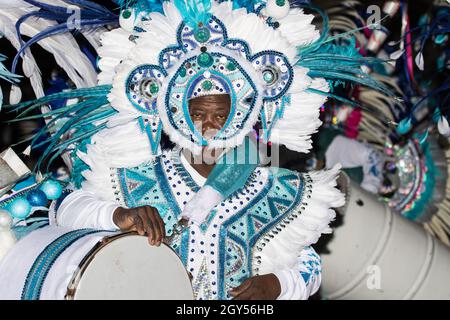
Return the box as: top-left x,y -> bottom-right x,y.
202,128 -> 219,141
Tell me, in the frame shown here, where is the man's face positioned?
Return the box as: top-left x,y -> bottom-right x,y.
188,94 -> 231,163
189,94 -> 231,139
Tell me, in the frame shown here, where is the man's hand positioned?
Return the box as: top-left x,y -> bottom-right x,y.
113,206 -> 165,246
229,274 -> 281,300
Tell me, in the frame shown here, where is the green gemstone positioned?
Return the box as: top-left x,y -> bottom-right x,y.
263,70 -> 274,83
179,67 -> 187,77
226,61 -> 236,71
197,52 -> 213,68
202,80 -> 213,91
276,0 -> 285,6
122,9 -> 132,19
194,27 -> 211,43
149,82 -> 159,94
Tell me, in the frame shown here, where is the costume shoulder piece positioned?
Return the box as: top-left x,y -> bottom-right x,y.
254,165 -> 344,274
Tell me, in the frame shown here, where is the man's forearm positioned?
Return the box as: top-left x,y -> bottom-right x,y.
55,189 -> 120,230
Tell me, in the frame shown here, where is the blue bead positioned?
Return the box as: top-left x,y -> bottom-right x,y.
396,118 -> 412,135
40,180 -> 63,200
8,197 -> 32,219
27,189 -> 48,207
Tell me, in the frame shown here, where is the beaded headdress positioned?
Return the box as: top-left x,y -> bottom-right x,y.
106,0 -> 319,155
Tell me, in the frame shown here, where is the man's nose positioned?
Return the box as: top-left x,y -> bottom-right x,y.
202,122 -> 213,135
202,116 -> 219,134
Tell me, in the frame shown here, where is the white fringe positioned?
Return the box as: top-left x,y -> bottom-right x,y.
97,28 -> 135,85
78,121 -> 153,201
211,2 -> 298,63
271,78 -> 329,153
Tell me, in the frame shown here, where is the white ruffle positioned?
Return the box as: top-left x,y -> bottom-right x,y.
270,78 -> 329,153
254,165 -> 345,275
211,2 -> 297,63
97,28 -> 135,85
77,121 -> 153,201
277,8 -> 320,48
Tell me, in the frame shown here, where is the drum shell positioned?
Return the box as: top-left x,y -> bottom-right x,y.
0,226 -> 193,300
321,182 -> 450,299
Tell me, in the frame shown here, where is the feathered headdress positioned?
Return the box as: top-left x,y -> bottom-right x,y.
1,0 -> 390,174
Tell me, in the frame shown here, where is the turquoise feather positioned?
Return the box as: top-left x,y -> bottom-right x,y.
396,118 -> 412,135
174,0 -> 212,29
296,5 -> 395,100
5,85 -> 115,173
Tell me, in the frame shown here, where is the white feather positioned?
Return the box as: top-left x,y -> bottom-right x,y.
256,165 -> 345,274
0,11 -> 45,98
82,27 -> 108,51
438,117 -> 450,137
0,0 -> 30,8
97,28 -> 134,85
0,7 -> 97,89
9,85 -> 22,104
390,49 -> 405,60
211,2 -> 297,63
22,145 -> 32,156
271,78 -> 329,153
415,52 -> 424,71
277,8 -> 320,48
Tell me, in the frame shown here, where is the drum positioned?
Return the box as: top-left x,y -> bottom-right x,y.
0,226 -> 193,300
321,178 -> 450,299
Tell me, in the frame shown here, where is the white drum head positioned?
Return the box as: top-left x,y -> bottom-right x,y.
68,234 -> 193,300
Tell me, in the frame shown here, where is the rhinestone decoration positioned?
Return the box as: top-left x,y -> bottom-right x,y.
194,27 -> 211,43
163,51 -> 259,146
251,51 -> 293,101
192,258 -> 214,300
126,65 -> 164,114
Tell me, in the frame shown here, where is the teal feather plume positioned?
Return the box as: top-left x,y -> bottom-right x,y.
174,0 -> 212,29
4,85 -> 115,173
296,5 -> 395,99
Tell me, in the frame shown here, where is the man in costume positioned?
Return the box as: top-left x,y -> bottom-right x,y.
54,70 -> 342,301
0,0 -> 395,300
48,0 -> 346,300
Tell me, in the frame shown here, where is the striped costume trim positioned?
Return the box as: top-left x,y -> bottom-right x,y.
21,229 -> 104,300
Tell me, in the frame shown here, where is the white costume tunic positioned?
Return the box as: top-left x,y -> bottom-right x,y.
53,123 -> 344,300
